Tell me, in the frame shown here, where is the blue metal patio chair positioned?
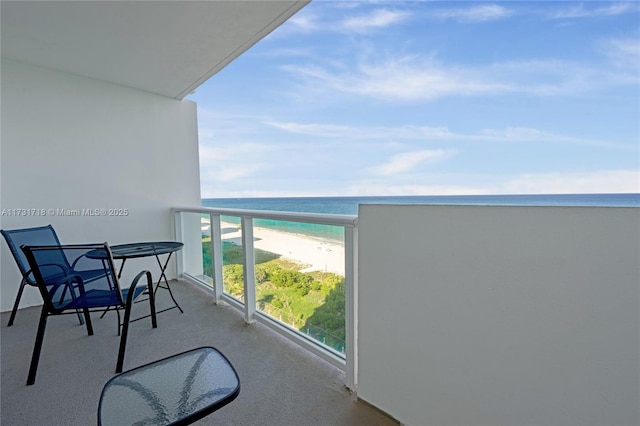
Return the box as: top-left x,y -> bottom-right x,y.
21,243 -> 158,385
0,224 -> 95,326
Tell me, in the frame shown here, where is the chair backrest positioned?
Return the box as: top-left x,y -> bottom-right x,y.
21,243 -> 123,313
1,225 -> 64,285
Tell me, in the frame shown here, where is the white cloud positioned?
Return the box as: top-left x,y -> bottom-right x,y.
552,2 -> 638,19
281,59 -> 503,101
435,4 -> 512,23
348,58 -> 509,101
265,121 -> 455,140
286,12 -> 319,33
343,182 -> 487,197
601,36 -> 640,68
199,142 -> 275,161
265,121 -> 364,138
198,143 -> 277,190
489,58 -> 638,94
341,170 -> 640,197
265,121 -> 631,149
475,127 -> 630,149
209,165 -> 264,182
201,187 -> 324,199
282,53 -> 638,103
272,5 -> 410,37
370,150 -> 454,176
478,127 -> 550,140
342,8 -> 409,32
499,170 -> 640,194
256,47 -> 317,59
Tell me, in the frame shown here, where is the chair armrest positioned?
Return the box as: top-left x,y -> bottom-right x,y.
125,270 -> 153,306
48,273 -> 84,303
24,268 -> 37,286
34,263 -> 73,288
55,273 -> 82,285
70,252 -> 93,270
37,263 -> 70,277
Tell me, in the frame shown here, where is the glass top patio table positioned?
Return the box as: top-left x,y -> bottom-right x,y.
98,346 -> 240,426
87,241 -> 185,314
103,241 -> 184,259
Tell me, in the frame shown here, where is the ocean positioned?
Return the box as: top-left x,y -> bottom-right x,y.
201,193 -> 639,242
203,193 -> 639,214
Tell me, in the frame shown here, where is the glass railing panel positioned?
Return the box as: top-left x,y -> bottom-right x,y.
219,215 -> 245,302
251,219 -> 346,354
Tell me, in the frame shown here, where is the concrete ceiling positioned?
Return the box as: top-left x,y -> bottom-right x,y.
1,0 -> 309,99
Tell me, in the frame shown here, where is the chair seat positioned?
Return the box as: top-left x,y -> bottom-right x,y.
59,286 -> 147,310
75,268 -> 109,285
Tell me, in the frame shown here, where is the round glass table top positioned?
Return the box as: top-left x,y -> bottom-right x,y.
88,242 -> 184,259
98,347 -> 240,426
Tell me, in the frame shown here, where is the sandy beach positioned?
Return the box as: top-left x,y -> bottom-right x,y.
213,221 -> 345,275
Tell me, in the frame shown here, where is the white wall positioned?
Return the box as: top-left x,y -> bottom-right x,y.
358,205 -> 640,426
1,59 -> 201,311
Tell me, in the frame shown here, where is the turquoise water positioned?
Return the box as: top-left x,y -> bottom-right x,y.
204,193 -> 639,213
203,193 -> 639,241
218,215 -> 346,242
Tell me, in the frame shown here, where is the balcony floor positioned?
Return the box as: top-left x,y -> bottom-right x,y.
1,280 -> 397,425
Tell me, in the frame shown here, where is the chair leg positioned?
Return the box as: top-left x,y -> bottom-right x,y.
115,270 -> 157,373
146,271 -> 158,329
75,309 -> 86,326
116,308 -> 121,336
27,307 -> 48,386
115,303 -> 133,373
7,278 -> 27,326
83,308 -> 94,336
64,284 -> 85,326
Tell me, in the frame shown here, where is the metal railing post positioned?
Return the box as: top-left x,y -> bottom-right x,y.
210,214 -> 224,303
344,224 -> 358,391
173,210 -> 184,278
241,216 -> 256,324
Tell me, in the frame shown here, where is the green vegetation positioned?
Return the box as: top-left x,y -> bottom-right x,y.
202,238 -> 345,352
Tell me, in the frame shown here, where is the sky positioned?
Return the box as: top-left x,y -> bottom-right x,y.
186,1 -> 640,198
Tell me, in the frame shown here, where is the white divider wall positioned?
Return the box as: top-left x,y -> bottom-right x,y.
357,205 -> 639,426
1,59 -> 201,311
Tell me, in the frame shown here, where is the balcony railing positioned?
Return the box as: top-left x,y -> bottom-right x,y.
172,207 -> 358,389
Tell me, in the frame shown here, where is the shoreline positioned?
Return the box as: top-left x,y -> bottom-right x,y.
214,220 -> 345,276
